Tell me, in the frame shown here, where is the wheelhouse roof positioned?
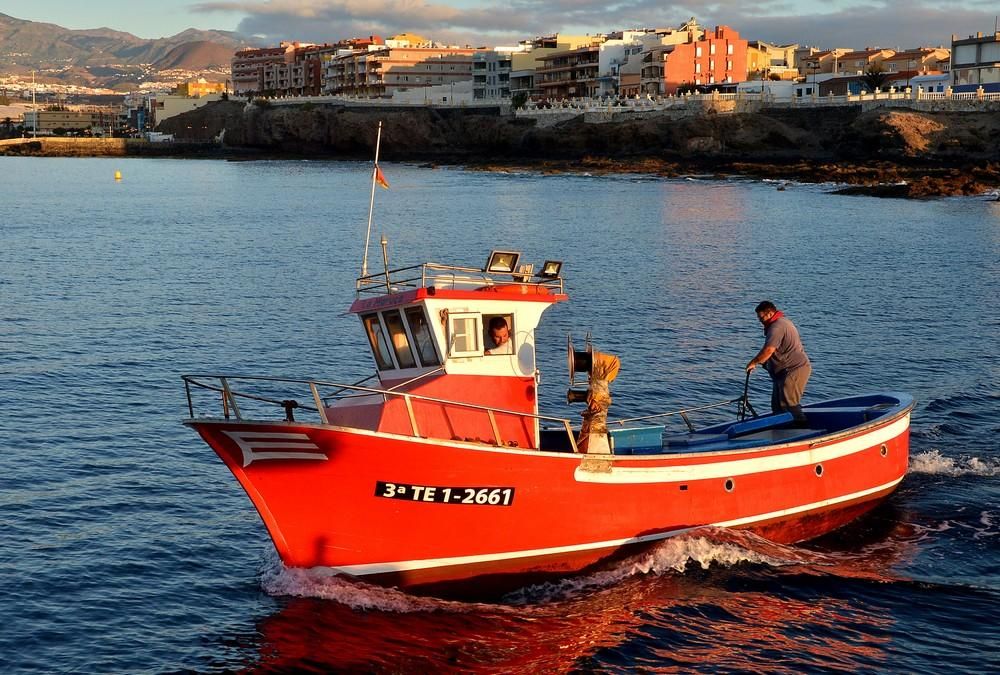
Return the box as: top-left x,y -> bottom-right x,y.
351,262 -> 568,314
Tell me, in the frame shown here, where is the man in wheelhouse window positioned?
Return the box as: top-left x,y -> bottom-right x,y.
485,316 -> 513,355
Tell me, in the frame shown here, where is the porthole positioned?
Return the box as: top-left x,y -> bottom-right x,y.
880,444 -> 888,457
815,464 -> 824,477
724,478 -> 735,492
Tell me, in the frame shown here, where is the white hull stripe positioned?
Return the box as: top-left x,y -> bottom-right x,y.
222,430 -> 326,467
329,477 -> 903,577
575,414 -> 910,484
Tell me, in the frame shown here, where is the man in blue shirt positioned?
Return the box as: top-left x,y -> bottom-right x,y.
746,301 -> 811,424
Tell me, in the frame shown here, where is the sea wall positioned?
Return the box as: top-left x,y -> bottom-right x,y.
5,101 -> 999,196
150,100 -> 1000,165
0,137 -> 130,156
0,136 -> 221,157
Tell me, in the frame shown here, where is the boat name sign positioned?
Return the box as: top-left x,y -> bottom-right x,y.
376,481 -> 516,506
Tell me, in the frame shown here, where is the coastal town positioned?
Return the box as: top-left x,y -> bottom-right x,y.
2,17 -> 1000,138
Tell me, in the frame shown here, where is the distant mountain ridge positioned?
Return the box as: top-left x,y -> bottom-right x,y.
0,12 -> 258,89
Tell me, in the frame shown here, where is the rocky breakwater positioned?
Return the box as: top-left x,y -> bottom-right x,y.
0,136 -> 225,157
136,100 -> 1000,197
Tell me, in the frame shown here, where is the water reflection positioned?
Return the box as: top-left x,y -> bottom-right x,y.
241,513 -> 918,673
243,571 -> 898,673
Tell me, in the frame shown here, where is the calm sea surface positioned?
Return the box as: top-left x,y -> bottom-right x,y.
1,156 -> 998,673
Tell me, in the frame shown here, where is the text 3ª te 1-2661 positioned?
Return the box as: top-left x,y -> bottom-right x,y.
375,481 -> 515,506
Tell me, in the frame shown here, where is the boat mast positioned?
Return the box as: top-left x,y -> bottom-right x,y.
361,121 -> 383,278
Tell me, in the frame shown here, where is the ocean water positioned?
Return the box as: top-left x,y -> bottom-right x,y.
1,156 -> 997,673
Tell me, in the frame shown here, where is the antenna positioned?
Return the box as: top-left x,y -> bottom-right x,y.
361,121 -> 383,278
380,235 -> 390,292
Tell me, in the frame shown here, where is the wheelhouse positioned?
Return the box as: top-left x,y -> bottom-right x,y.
321,253 -> 568,449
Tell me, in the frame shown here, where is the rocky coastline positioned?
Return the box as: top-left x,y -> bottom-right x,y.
7,100 -> 1000,198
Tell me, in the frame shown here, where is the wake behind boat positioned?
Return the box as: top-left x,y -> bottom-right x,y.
183,252 -> 913,597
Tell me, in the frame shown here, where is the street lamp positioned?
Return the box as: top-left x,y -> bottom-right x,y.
31,69 -> 36,138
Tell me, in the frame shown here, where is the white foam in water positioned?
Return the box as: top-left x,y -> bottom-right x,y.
257,529 -> 817,609
624,531 -> 797,574
259,560 -> 496,613
259,555 -> 528,614
910,450 -> 1000,477
504,529 -> 816,604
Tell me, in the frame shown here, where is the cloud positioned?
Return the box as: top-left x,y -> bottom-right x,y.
190,0 -> 998,48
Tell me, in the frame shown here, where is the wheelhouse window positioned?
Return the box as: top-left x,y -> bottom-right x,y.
448,312 -> 481,358
405,307 -> 440,366
362,313 -> 395,370
382,310 -> 417,369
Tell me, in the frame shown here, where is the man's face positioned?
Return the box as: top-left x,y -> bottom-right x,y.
756,309 -> 775,325
490,325 -> 510,344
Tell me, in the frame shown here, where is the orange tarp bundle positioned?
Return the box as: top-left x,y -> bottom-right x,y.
578,352 -> 621,450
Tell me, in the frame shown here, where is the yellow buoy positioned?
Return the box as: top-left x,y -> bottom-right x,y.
114,170 -> 122,181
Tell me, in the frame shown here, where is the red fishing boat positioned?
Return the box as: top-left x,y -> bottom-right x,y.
183,135 -> 913,598
183,250 -> 912,597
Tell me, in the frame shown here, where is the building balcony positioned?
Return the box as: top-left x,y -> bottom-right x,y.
537,62 -> 598,75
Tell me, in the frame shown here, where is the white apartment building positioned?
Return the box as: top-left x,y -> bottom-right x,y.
473,48 -> 523,99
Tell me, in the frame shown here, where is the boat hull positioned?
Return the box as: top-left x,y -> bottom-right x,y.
188,407 -> 910,596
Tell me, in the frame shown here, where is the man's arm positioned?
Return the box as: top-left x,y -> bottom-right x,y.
746,345 -> 777,372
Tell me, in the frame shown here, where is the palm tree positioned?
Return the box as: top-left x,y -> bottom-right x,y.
861,63 -> 890,93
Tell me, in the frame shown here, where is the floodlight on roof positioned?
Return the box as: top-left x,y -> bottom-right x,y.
485,250 -> 521,274
538,260 -> 563,278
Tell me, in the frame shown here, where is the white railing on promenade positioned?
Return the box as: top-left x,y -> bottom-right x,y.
233,93 -> 509,109
512,85 -> 1000,117
228,86 -> 1000,116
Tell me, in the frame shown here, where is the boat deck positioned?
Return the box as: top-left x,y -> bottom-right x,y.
540,396 -> 906,455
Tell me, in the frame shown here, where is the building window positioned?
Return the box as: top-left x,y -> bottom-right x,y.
695,63 -> 702,74
696,46 -> 703,58
727,44 -> 734,55
710,43 -> 716,55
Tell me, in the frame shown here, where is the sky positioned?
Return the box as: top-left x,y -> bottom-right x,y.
3,0 -> 999,49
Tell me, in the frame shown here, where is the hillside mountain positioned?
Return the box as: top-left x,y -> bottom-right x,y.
153,41 -> 239,70
0,12 -> 257,87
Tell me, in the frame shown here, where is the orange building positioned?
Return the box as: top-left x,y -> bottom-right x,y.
231,44 -> 301,95
643,25 -> 748,94
176,78 -> 227,97
325,46 -> 479,97
535,43 -> 603,99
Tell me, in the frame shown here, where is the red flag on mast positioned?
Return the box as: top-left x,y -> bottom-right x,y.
375,165 -> 389,190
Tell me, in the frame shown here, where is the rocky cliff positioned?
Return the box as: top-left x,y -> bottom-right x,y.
95,100 -> 1000,196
